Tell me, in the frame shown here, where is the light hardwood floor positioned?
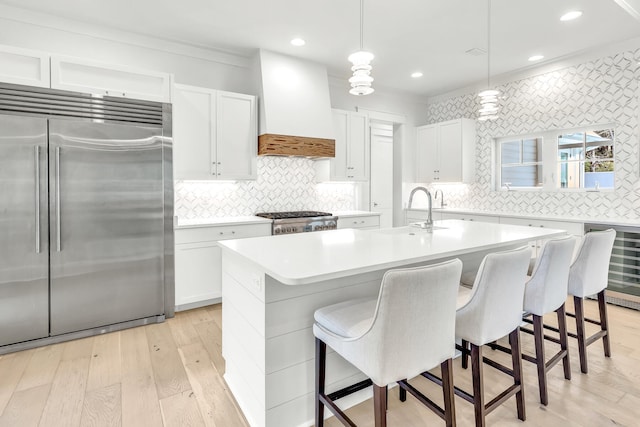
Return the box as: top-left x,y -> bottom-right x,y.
0,299 -> 638,426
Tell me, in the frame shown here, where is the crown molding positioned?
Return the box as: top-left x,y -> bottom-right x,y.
0,4 -> 252,69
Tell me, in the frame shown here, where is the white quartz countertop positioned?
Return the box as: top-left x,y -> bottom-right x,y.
219,219 -> 565,286
407,208 -> 640,227
175,216 -> 272,229
333,210 -> 381,218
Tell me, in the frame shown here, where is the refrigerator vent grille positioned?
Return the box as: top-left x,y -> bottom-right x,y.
0,84 -> 164,125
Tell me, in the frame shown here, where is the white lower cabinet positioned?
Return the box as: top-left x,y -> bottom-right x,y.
441,212 -> 500,223
337,215 -> 380,230
174,222 -> 270,311
499,216 -> 584,257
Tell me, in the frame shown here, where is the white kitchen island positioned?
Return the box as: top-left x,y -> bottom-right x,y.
218,219 -> 566,427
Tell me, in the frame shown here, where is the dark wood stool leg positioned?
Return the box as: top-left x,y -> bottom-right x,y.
399,381 -> 407,402
461,339 -> 469,369
557,303 -> 571,380
471,344 -> 485,427
441,358 -> 456,427
315,338 -> 326,427
373,384 -> 387,427
533,314 -> 548,406
598,290 -> 611,357
509,328 -> 526,421
574,296 -> 589,374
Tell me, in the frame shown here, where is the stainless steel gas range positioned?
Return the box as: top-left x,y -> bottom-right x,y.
255,211 -> 338,235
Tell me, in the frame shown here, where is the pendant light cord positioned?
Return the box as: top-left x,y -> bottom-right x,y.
360,0 -> 364,51
487,0 -> 491,88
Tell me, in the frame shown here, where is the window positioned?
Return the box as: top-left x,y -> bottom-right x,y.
498,137 -> 543,188
557,129 -> 614,189
495,125 -> 615,191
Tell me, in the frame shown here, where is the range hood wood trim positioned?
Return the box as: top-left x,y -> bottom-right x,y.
258,134 -> 335,158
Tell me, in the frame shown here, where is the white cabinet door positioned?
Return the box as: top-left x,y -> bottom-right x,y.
415,118 -> 475,183
330,109 -> 369,181
175,241 -> 222,307
416,124 -> 437,182
173,85 -> 216,180
51,56 -> 171,102
331,110 -> 349,180
0,45 -> 50,88
216,91 -> 257,180
348,112 -> 369,181
175,223 -> 271,311
173,84 -> 257,181
337,215 -> 380,229
438,120 -> 463,182
441,212 -> 499,223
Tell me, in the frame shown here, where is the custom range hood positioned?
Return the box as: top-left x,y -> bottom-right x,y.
256,50 -> 335,158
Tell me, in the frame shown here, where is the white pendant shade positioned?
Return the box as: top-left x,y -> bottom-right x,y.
348,50 -> 375,96
348,0 -> 374,96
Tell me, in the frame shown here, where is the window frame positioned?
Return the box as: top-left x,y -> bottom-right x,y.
494,124 -> 615,192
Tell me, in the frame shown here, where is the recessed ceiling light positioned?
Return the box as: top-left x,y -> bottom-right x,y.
560,10 -> 582,21
290,38 -> 306,46
528,55 -> 544,62
411,72 -> 423,78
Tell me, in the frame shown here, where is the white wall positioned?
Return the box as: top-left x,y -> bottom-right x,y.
421,46 -> 640,221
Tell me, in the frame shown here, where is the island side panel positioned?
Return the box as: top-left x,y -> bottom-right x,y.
263,272 -> 384,427
222,249 -> 268,427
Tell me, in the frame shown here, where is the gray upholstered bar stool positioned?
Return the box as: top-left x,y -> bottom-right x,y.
566,228 -> 616,374
454,246 -> 531,427
492,236 -> 576,405
313,259 -> 462,427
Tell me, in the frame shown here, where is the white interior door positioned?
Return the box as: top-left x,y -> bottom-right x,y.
370,123 -> 393,228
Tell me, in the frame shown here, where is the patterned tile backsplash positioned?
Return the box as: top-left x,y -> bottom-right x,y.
424,47 -> 640,221
175,156 -> 356,219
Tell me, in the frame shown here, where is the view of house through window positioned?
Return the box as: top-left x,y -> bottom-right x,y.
499,137 -> 543,188
557,129 -> 614,189
496,126 -> 614,191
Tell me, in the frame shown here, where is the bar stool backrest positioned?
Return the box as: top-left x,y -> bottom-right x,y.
525,235 -> 577,316
568,229 -> 616,298
456,246 -> 532,345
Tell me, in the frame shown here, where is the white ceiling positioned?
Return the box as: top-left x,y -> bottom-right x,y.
1,0 -> 639,97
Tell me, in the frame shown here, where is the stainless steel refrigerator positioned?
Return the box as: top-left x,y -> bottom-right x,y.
0,83 -> 174,352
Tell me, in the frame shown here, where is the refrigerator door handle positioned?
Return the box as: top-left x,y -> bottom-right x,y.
56,146 -> 61,252
34,146 -> 40,254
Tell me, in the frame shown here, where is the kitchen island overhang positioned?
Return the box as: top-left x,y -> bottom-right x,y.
218,220 -> 566,427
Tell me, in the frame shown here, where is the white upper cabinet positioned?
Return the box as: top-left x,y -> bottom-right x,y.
0,45 -> 50,88
50,56 -> 171,102
173,84 -> 257,181
329,109 -> 369,181
216,91 -> 257,180
416,118 -> 476,183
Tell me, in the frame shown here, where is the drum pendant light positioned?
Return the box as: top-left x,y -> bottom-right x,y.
348,0 -> 374,96
478,0 -> 499,121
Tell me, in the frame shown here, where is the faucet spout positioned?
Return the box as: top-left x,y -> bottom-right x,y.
408,186 -> 433,231
434,189 -> 446,208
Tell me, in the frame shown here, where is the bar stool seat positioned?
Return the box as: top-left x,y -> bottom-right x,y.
453,246 -> 531,427
314,259 -> 463,427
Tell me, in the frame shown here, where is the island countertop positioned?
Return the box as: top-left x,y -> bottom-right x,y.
218,219 -> 566,286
